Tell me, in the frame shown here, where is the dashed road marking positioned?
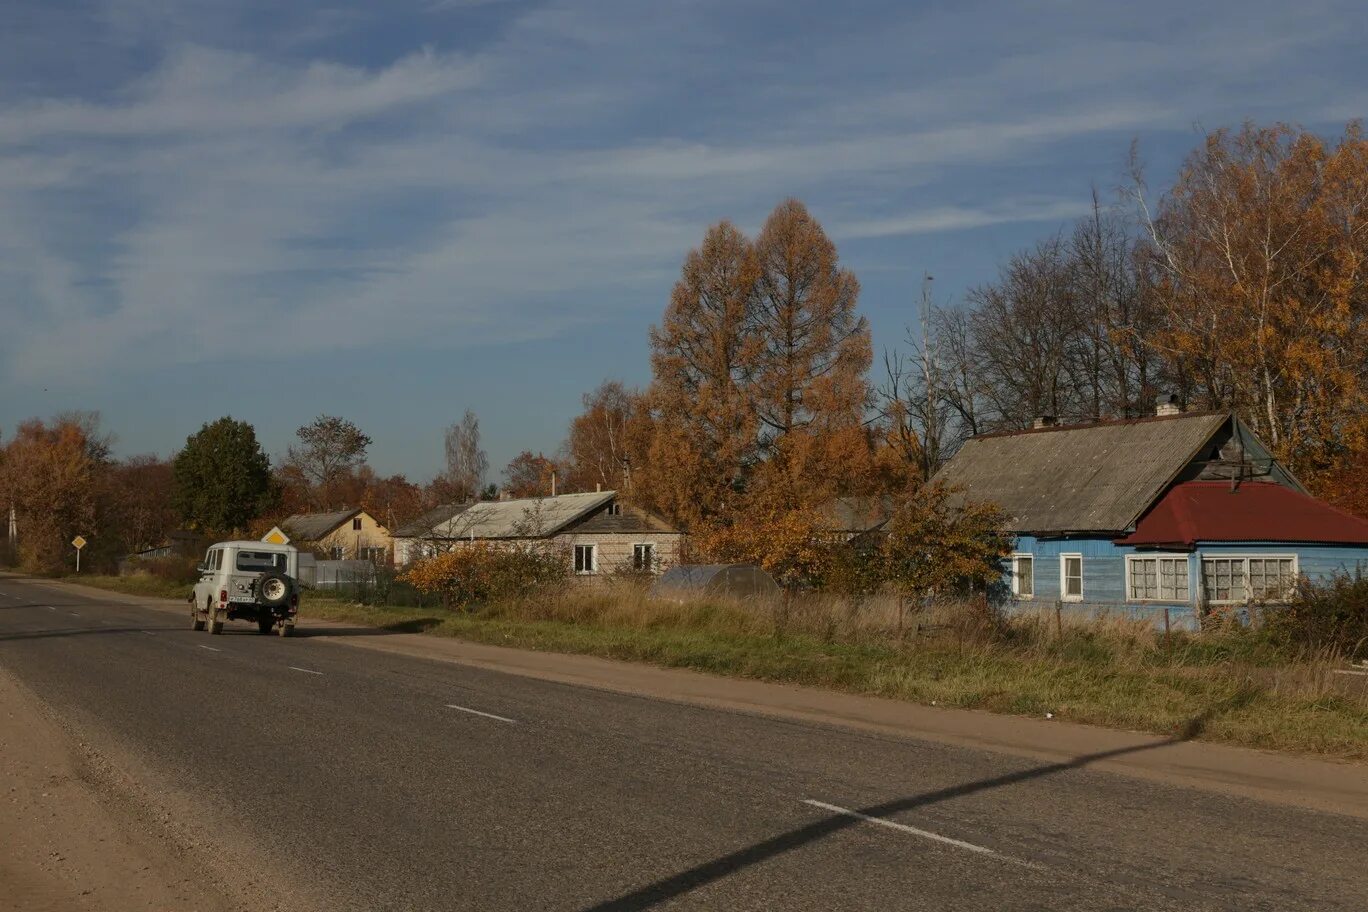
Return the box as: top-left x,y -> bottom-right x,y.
198,644 -> 222,652
288,666 -> 324,676
801,800 -> 1042,870
446,704 -> 516,724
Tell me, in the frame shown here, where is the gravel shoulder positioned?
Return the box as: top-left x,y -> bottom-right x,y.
0,661 -> 237,911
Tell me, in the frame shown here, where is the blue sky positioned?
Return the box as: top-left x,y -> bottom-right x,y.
2,1 -> 1365,481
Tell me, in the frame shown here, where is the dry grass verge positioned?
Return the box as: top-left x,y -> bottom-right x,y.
63,574 -> 1368,760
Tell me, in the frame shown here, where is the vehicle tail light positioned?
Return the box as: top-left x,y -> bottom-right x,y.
219,589 -> 228,604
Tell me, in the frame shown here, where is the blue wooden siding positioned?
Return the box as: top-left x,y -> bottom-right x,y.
1003,536 -> 1368,632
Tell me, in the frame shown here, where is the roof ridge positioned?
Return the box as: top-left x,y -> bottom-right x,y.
969,410 -> 1226,441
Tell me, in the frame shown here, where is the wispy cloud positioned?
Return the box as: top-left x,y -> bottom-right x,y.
838,199 -> 1098,240
1,0 -> 1364,392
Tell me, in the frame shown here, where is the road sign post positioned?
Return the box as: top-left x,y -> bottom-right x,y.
72,535 -> 87,573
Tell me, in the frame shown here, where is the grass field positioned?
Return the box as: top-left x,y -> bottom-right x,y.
68,573 -> 1368,760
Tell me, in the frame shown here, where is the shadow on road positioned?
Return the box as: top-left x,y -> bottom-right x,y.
578,704 -> 1245,912
294,617 -> 446,637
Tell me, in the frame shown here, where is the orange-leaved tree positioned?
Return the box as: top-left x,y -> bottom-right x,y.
401,542 -> 568,608
562,380 -> 639,494
879,481 -> 1011,602
502,451 -> 559,499
0,414 -> 109,572
1135,122 -> 1368,491
750,199 -> 870,450
644,220 -> 762,528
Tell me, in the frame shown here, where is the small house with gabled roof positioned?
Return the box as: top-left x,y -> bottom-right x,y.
282,508 -> 393,565
392,490 -> 683,577
933,404 -> 1368,629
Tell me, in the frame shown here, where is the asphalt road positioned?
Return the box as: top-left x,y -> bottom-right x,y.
1,575 -> 1365,911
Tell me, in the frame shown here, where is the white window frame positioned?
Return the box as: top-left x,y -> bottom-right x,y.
574,544 -> 597,575
1009,553 -> 1034,599
632,542 -> 656,573
1125,553 -> 1192,603
1200,554 -> 1299,605
1059,553 -> 1084,602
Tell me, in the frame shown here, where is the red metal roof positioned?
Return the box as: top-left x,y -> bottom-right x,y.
1118,481 -> 1368,547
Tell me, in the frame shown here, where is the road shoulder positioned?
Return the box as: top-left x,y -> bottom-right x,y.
0,661 -> 235,912
26,574 -> 1368,819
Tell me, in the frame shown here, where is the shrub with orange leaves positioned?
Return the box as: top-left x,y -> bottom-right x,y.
401,542 -> 568,608
879,482 -> 1011,600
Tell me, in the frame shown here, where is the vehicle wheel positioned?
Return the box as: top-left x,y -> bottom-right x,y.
278,623 -> 293,638
191,605 -> 206,631
206,600 -> 224,635
258,617 -> 274,635
256,572 -> 290,608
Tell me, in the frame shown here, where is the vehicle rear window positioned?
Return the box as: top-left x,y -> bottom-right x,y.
236,551 -> 286,572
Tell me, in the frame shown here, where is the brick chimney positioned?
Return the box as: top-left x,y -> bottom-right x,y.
1032,415 -> 1057,429
1155,394 -> 1181,417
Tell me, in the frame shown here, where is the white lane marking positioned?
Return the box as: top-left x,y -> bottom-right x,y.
801,800 -> 1042,869
142,631 -> 155,636
287,666 -> 324,676
446,704 -> 516,724
198,644 -> 222,652
68,612 -> 82,617
45,606 -> 56,611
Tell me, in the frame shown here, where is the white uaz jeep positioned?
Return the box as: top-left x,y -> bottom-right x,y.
190,541 -> 300,636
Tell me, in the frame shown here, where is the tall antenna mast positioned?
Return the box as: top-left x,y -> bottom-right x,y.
919,272 -> 938,476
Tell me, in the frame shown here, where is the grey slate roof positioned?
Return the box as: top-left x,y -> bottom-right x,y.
282,509 -> 362,541
399,491 -> 618,540
392,503 -> 472,538
932,412 -> 1230,534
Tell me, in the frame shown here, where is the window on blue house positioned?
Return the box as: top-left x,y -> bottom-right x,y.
1060,554 -> 1083,601
1010,554 -> 1034,598
1201,556 -> 1296,604
1127,555 -> 1190,601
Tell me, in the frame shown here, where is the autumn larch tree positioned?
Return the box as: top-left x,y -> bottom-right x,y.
747,200 -> 873,505
644,220 -> 762,528
750,199 -> 870,443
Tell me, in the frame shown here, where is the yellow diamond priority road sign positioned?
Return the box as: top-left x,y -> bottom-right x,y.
71,535 -> 87,550
261,526 -> 290,546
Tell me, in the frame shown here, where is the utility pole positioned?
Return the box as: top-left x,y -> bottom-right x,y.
919,272 -> 939,477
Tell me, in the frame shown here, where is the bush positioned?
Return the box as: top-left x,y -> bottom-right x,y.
401,543 -> 569,607
1264,571 -> 1368,660
133,555 -> 201,586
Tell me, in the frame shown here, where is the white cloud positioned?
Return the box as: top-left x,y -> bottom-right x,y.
0,45 -> 478,143
2,0 -> 1364,387
837,199 -> 1098,240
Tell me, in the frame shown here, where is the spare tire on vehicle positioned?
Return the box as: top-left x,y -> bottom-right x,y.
257,572 -> 290,607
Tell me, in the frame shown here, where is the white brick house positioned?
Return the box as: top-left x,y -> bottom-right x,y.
391,491 -> 683,576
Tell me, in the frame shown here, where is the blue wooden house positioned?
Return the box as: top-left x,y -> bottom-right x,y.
934,405 -> 1368,630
